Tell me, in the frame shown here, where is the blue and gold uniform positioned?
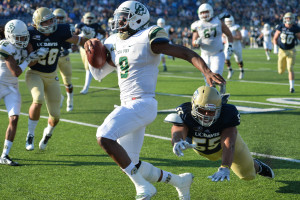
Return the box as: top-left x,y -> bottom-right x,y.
26,23 -> 73,120
276,23 -> 300,75
176,102 -> 256,180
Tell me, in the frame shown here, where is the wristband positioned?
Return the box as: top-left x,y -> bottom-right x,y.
220,164 -> 230,169
19,60 -> 29,72
77,36 -> 82,45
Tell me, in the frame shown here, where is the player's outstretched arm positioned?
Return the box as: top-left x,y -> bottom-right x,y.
151,42 -> 226,86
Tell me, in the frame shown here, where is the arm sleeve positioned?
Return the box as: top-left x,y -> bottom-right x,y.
88,62 -> 116,82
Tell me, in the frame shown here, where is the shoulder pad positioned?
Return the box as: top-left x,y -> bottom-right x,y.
164,113 -> 184,125
0,41 -> 14,59
191,21 -> 199,31
149,26 -> 169,44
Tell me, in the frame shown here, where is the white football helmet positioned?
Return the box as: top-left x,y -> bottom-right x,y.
264,23 -> 270,30
198,3 -> 214,22
4,19 -> 29,48
111,1 -> 150,35
33,7 -> 57,34
283,12 -> 295,25
191,86 -> 222,127
83,12 -> 97,25
157,18 -> 165,28
224,16 -> 234,27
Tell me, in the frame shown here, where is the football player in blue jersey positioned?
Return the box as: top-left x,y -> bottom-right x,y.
75,12 -> 106,94
25,7 -> 88,151
53,8 -> 74,112
164,86 -> 274,182
273,12 -> 300,93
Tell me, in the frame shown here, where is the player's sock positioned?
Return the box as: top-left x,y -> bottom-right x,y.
2,140 -> 12,157
83,70 -> 92,90
289,80 -> 294,89
27,119 -> 38,137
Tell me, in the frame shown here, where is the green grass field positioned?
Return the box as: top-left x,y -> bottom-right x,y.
0,47 -> 299,200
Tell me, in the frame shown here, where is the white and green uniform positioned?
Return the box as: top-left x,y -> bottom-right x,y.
191,17 -> 225,78
224,24 -> 243,62
96,25 -> 169,164
0,40 -> 27,116
261,28 -> 272,50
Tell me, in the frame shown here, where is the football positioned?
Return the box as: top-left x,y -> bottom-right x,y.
85,38 -> 107,69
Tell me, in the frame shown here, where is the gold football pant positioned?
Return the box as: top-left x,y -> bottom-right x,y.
57,55 -> 72,86
278,48 -> 295,74
80,46 -> 89,71
194,133 -> 256,180
25,69 -> 61,121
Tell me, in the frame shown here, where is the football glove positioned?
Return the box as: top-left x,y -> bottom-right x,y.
227,43 -> 233,57
208,167 -> 230,182
25,47 -> 49,63
218,12 -> 231,20
173,139 -> 196,157
193,38 -> 201,46
80,26 -> 95,39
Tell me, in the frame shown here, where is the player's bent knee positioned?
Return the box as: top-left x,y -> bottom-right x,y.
138,161 -> 161,183
239,174 -> 256,181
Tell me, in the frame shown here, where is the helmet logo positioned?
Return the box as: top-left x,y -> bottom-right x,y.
7,23 -> 15,33
135,3 -> 147,16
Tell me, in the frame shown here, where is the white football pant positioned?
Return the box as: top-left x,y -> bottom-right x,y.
96,97 -> 157,164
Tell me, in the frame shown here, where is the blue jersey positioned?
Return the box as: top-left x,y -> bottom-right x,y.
28,23 -> 73,73
276,23 -> 300,50
176,102 -> 240,155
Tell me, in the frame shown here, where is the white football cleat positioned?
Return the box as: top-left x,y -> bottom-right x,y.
131,170 -> 157,200
39,128 -> 52,150
25,135 -> 34,151
0,155 -> 20,166
227,69 -> 234,79
174,173 -> 194,200
80,88 -> 88,94
135,181 -> 157,200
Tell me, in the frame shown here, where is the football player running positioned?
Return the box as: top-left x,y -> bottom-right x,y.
273,12 -> 300,93
191,3 -> 233,93
258,23 -> 273,61
25,7 -> 88,151
85,1 -> 225,199
157,18 -> 174,72
224,16 -> 244,80
53,8 -> 74,112
74,12 -> 106,94
0,20 -> 44,165
164,86 -> 275,182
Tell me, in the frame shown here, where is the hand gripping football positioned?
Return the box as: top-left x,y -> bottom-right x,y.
85,38 -> 107,69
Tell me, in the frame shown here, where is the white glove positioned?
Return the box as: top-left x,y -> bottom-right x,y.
273,44 -> 278,54
227,42 -> 233,57
25,47 -> 49,63
208,167 -> 230,182
80,26 -> 95,39
193,38 -> 201,46
173,140 -> 196,157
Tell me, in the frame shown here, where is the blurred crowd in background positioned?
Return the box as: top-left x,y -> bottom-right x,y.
1,0 -> 300,48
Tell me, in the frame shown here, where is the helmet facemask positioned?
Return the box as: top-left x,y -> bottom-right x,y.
35,14 -> 57,34
191,86 -> 222,127
111,1 -> 150,40
283,12 -> 295,25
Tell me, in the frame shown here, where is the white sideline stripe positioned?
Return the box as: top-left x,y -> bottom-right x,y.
1,109 -> 299,164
